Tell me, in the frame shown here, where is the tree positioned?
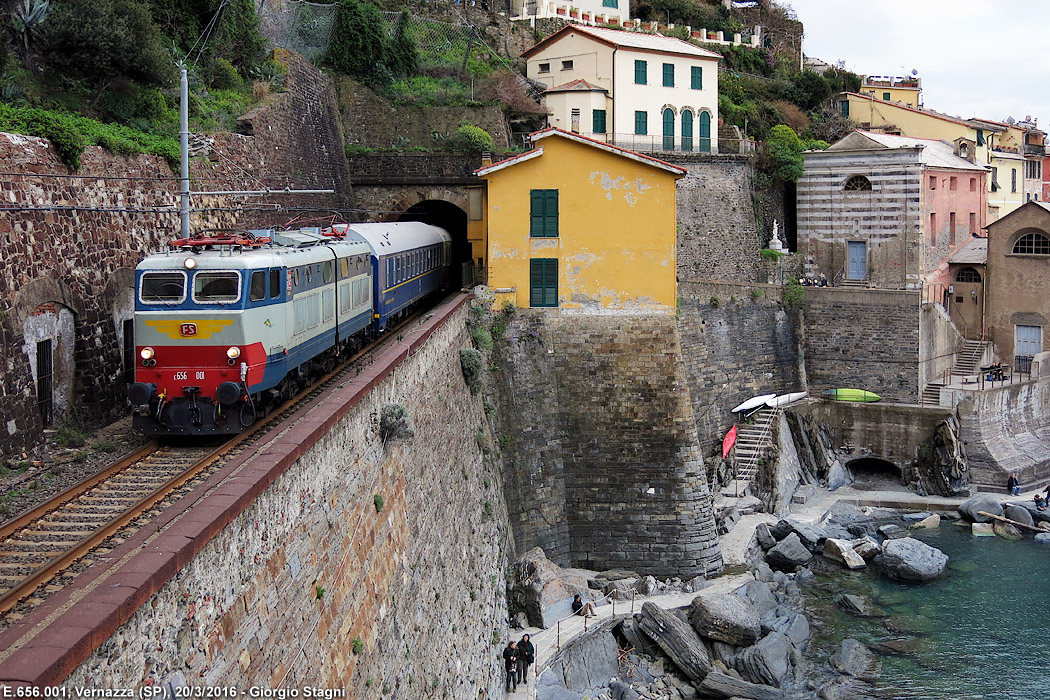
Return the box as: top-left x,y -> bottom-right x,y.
764,124 -> 804,182
324,0 -> 386,82
787,70 -> 830,111
383,10 -> 418,78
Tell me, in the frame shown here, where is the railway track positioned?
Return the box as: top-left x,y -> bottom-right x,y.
0,303 -> 437,619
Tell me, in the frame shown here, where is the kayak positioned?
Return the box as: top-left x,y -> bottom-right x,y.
732,394 -> 777,413
722,426 -> 737,458
766,391 -> 808,408
822,388 -> 881,402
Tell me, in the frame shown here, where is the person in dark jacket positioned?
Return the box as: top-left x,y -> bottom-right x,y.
1007,473 -> 1021,495
502,641 -> 518,692
516,634 -> 535,684
571,593 -> 596,617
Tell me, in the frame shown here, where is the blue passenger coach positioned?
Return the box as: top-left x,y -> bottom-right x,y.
327,222 -> 452,331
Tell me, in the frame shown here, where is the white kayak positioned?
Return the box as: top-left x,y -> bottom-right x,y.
766,392 -> 809,408
732,394 -> 777,413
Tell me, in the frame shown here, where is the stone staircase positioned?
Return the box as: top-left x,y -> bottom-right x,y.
921,339 -> 990,406
721,407 -> 779,498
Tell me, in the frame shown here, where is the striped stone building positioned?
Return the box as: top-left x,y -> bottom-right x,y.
798,131 -> 988,290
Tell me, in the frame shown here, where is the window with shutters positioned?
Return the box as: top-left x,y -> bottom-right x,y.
634,59 -> 647,84
530,189 -> 559,238
529,259 -> 558,307
691,66 -> 702,89
883,92 -> 891,101
592,109 -> 607,134
602,0 -> 617,6
662,63 -> 674,87
635,110 -> 647,135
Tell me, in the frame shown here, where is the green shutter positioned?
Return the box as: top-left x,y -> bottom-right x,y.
544,190 -> 558,237
691,66 -> 702,89
530,259 -> 558,307
635,111 -> 647,135
663,63 -> 674,87
530,189 -> 544,237
593,109 -> 607,134
634,60 -> 646,84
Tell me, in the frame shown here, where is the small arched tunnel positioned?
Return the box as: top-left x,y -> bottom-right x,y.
847,457 -> 903,485
398,200 -> 472,286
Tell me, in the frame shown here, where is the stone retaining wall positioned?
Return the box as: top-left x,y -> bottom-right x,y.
493,312 -> 722,578
0,295 -> 510,697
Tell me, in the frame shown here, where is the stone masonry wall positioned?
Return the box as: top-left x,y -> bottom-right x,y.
0,52 -> 350,457
60,298 -> 510,698
669,155 -> 765,284
493,313 -> 722,578
676,282 -> 807,452
802,287 -> 920,403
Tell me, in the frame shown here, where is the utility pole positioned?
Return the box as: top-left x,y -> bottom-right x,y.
179,65 -> 190,238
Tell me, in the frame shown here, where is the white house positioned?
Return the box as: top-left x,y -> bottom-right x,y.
523,25 -> 720,154
511,0 -> 628,25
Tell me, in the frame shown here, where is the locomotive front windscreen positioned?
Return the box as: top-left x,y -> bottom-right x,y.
193,271 -> 241,303
140,271 -> 187,303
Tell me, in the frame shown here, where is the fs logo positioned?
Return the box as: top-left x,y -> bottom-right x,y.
180,323 -> 198,336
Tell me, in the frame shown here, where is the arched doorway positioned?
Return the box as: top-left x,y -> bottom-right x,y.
22,302 -> 76,428
398,200 -> 471,286
847,457 -> 903,488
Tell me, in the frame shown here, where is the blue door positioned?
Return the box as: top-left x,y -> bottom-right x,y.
1016,325 -> 1042,356
847,241 -> 866,280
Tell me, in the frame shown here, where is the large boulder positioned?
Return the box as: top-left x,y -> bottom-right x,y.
823,538 -> 866,570
909,514 -> 941,530
636,602 -> 711,684
958,494 -> 1003,523
765,532 -> 813,571
993,520 -> 1023,540
509,547 -> 600,628
772,519 -> 826,551
697,671 -> 786,700
735,580 -> 779,617
689,592 -> 761,646
755,523 -> 777,550
763,612 -> 811,647
827,460 -> 851,491
1035,532 -> 1050,545
880,537 -> 948,582
1004,504 -> 1035,528
737,631 -> 793,687
829,638 -> 880,680
851,536 -> 881,560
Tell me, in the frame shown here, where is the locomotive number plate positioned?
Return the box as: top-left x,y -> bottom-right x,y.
174,371 -> 206,381
180,323 -> 197,336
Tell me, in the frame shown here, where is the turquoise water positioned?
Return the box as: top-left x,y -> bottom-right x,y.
806,523 -> 1050,700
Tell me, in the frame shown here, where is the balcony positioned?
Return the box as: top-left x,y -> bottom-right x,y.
1024,143 -> 1046,156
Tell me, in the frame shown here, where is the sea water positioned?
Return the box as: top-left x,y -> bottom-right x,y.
804,523 -> 1050,700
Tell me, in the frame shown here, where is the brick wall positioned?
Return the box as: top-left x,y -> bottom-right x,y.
59,298 -> 510,697
345,153 -> 484,183
801,287 -> 920,403
493,313 -> 722,578
0,52 -> 350,457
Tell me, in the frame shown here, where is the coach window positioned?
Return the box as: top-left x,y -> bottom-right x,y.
293,268 -> 300,287
323,260 -> 333,283
305,266 -> 312,284
340,258 -> 349,278
250,271 -> 266,302
269,269 -> 281,298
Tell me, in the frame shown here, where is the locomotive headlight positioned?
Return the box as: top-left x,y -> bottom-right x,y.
140,347 -> 155,360
226,346 -> 241,359
184,257 -> 197,270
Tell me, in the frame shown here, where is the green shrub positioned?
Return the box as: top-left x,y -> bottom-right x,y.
471,326 -> 493,351
379,403 -> 414,442
460,348 -> 483,393
373,494 -> 384,513
352,637 -> 365,654
760,248 -> 783,262
209,58 -> 243,90
451,124 -> 494,153
783,281 -> 805,307
324,0 -> 387,82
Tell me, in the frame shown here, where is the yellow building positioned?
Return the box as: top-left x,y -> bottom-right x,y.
476,128 -> 685,313
839,92 -> 1031,220
860,75 -> 922,108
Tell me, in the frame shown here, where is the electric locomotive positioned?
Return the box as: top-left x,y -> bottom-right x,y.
127,223 -> 451,436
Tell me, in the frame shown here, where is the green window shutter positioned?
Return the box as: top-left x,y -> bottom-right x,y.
691,66 -> 702,89
635,111 -> 647,135
530,189 -> 544,237
592,109 -> 607,134
530,259 -> 559,307
662,63 -> 674,87
544,190 -> 559,237
634,60 -> 646,84
883,92 -> 891,101
602,0 -> 617,6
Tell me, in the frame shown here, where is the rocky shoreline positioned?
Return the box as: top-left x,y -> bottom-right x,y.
519,487 -> 1050,700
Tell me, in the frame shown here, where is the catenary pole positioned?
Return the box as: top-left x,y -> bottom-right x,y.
180,66 -> 190,238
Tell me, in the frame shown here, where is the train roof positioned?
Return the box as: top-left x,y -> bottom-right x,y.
136,229 -> 371,271
332,222 -> 451,257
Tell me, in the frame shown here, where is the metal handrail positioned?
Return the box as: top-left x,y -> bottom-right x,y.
731,407 -> 779,497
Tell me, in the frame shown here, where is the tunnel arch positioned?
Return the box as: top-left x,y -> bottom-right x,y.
396,198 -> 472,286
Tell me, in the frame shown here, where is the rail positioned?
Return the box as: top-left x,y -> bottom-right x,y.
532,587 -> 633,669
731,407 -> 779,497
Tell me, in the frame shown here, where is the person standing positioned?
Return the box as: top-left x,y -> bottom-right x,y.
517,634 -> 535,685
502,641 -> 519,693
